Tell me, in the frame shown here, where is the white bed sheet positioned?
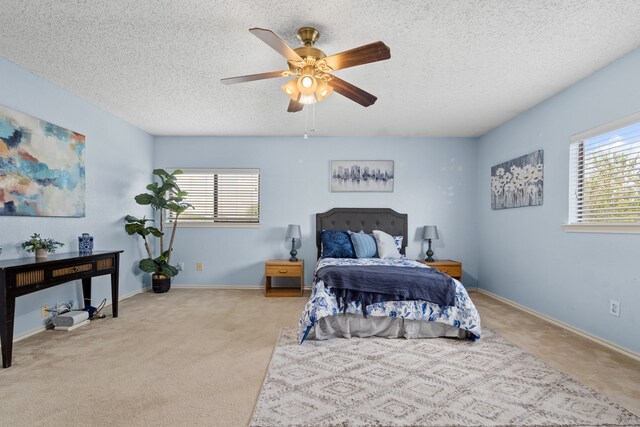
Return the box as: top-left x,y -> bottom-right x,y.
310,313 -> 470,340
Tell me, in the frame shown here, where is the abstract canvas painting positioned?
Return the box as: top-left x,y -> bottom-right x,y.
0,105 -> 85,217
491,150 -> 543,210
330,160 -> 394,192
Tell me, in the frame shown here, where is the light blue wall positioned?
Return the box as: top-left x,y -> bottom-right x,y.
477,48 -> 640,353
0,58 -> 154,338
154,136 -> 479,288
6,42 -> 637,354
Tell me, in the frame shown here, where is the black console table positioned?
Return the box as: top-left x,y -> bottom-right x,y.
0,250 -> 123,368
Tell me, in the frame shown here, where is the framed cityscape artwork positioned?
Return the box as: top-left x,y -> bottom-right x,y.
330,160 -> 394,192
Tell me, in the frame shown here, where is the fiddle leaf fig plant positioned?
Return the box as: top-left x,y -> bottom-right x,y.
138,250 -> 179,278
124,215 -> 162,261
125,169 -> 192,278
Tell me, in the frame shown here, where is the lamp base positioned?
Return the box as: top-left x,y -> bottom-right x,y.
289,247 -> 298,262
425,240 -> 434,263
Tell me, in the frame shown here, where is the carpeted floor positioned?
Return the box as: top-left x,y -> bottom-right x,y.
0,289 -> 638,426
251,327 -> 640,426
0,289 -> 303,426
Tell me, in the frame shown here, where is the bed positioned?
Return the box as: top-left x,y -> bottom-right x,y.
298,208 -> 481,343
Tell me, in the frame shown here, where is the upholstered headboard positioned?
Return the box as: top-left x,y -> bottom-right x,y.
316,208 -> 408,258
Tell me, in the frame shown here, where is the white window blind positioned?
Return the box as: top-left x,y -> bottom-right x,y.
168,168 -> 260,224
569,116 -> 640,225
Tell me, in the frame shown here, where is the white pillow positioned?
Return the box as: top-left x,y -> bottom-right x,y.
372,230 -> 401,259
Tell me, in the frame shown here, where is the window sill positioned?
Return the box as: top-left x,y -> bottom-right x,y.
563,223 -> 640,234
164,222 -> 260,229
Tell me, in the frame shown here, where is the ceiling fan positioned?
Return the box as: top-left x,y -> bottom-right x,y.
221,27 -> 391,112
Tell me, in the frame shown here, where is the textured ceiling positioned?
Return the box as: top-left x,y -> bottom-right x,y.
1,1 -> 640,137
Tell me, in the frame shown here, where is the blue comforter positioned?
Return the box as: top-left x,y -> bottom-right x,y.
317,265 -> 457,314
298,258 -> 482,343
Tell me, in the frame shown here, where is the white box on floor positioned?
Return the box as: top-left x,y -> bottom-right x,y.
52,310 -> 89,327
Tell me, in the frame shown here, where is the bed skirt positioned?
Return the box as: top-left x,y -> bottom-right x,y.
308,313 -> 470,340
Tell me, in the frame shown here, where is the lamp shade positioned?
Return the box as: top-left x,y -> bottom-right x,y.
423,225 -> 439,240
281,79 -> 301,102
285,224 -> 301,240
315,79 -> 333,101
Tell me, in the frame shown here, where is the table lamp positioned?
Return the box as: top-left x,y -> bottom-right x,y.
423,225 -> 439,262
285,224 -> 301,262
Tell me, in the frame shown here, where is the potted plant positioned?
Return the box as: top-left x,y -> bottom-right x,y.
20,233 -> 64,259
125,169 -> 191,293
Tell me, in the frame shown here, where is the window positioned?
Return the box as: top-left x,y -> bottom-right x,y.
168,168 -> 260,226
567,113 -> 640,233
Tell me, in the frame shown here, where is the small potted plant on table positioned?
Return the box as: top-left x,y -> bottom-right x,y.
20,233 -> 64,260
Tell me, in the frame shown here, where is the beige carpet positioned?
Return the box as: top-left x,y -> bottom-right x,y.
0,289 -> 304,427
252,327 -> 640,426
0,289 -> 638,426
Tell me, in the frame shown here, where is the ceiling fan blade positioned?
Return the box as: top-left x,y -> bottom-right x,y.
323,41 -> 390,71
220,70 -> 287,85
287,99 -> 304,113
327,76 -> 377,107
249,28 -> 303,62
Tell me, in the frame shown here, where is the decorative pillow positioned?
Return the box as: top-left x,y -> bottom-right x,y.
348,231 -> 378,258
372,230 -> 402,259
320,230 -> 356,258
393,235 -> 403,253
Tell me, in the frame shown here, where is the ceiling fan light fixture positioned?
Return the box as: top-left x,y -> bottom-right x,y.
301,76 -> 314,88
281,78 -> 301,101
299,93 -> 317,105
315,79 -> 333,102
297,75 -> 317,96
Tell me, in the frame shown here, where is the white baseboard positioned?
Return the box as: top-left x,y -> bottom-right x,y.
477,289 -> 640,363
10,287 -> 149,345
10,325 -> 50,344
171,284 -> 313,290
172,284 -> 262,290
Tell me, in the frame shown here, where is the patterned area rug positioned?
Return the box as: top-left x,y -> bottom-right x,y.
251,328 -> 640,427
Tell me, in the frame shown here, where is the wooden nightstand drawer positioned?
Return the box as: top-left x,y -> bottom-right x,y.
265,264 -> 301,277
435,265 -> 461,278
417,259 -> 462,281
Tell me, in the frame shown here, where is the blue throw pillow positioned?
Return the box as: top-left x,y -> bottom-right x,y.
320,230 -> 356,258
348,231 -> 378,258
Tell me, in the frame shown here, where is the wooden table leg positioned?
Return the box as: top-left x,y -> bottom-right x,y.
265,275 -> 272,297
111,253 -> 119,317
82,277 -> 92,309
1,275 -> 16,368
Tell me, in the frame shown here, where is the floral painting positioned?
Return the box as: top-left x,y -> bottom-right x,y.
0,104 -> 85,217
491,150 -> 543,210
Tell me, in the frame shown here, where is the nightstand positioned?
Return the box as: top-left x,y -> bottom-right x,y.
264,259 -> 304,297
417,259 -> 462,281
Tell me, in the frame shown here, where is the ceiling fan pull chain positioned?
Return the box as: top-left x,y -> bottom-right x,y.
303,102 -> 316,139
304,105 -> 309,139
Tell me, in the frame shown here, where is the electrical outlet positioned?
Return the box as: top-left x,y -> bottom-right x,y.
41,305 -> 48,318
196,262 -> 203,271
177,262 -> 185,271
609,300 -> 621,317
